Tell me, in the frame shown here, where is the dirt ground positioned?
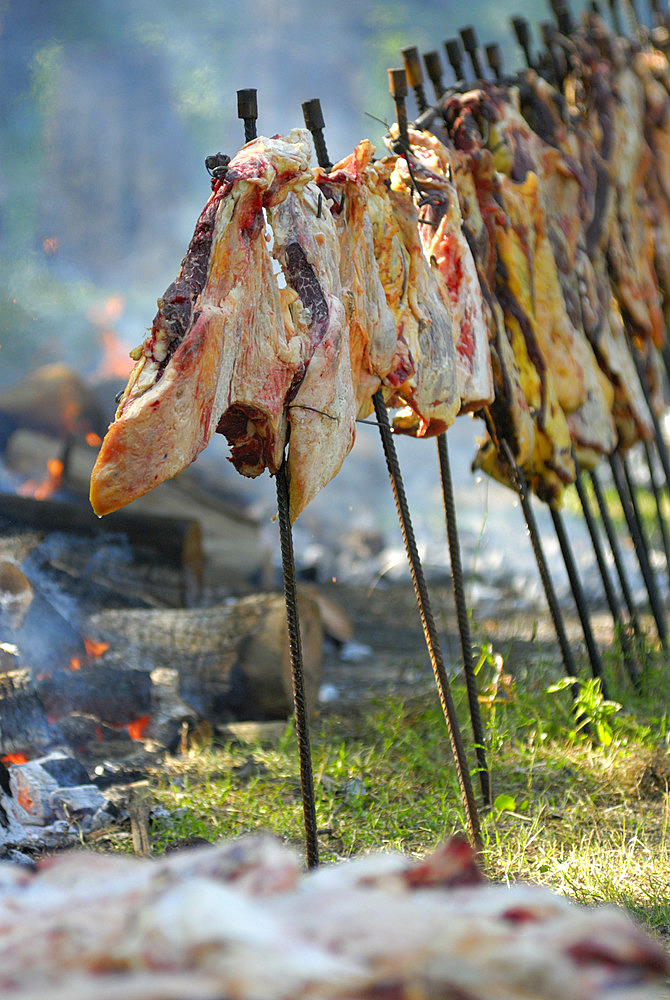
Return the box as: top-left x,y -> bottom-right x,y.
317,579 -> 622,712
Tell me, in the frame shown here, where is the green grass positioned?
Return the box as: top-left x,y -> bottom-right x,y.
91,640 -> 670,946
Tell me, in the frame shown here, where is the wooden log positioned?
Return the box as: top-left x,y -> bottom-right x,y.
87,592 -> 323,723
37,667 -> 153,727
0,668 -> 58,758
0,364 -> 106,444
4,429 -> 270,590
0,491 -> 203,607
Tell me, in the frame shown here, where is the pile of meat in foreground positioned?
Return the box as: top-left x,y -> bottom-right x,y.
0,834 -> 667,1000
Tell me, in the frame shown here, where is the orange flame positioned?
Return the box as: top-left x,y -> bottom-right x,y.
84,638 -> 109,659
2,753 -> 27,765
18,457 -> 64,501
127,715 -> 150,740
89,295 -> 134,381
17,788 -> 34,812
69,657 -> 81,671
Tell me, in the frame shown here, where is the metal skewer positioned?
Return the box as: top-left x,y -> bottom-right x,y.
237,89 -> 258,144
423,50 -> 446,100
573,465 -> 642,687
642,437 -> 670,588
609,0 -> 625,34
388,71 -> 490,806
550,0 -> 575,33
236,90 -> 318,868
512,17 -> 535,71
444,38 -> 466,83
437,434 -> 491,806
460,26 -> 485,80
539,22 -> 565,85
401,46 -> 430,114
589,467 -> 645,642
609,451 -> 668,647
388,68 -> 410,149
630,346 -> 670,494
485,43 -> 504,81
304,93 -> 482,839
549,504 -> 609,695
302,98 -> 333,171
494,433 -> 578,680
374,394 -> 483,848
275,461 -> 319,869
376,75 -> 484,842
621,451 -> 668,606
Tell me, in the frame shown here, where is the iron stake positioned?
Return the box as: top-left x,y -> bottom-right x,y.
589,468 -> 645,641
275,461 -> 319,869
574,466 -> 642,688
373,393 -> 483,849
437,433 -> 490,806
302,98 -> 333,171
610,452 -> 668,647
549,505 -> 609,695
498,438 -> 578,680
237,93 -> 319,867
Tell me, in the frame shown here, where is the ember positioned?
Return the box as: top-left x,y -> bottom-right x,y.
84,638 -> 109,659
17,456 -> 64,501
127,715 -> 150,740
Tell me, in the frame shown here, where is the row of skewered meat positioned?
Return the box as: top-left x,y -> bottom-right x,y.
90,10 -> 670,521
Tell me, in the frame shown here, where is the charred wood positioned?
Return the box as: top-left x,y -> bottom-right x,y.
87,592 -> 323,723
0,492 -> 202,607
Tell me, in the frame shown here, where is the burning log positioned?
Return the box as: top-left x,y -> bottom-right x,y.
4,427 -> 269,593
0,491 -> 203,608
87,592 -> 323,723
0,363 -> 106,450
0,666 -> 56,759
37,667 -> 153,729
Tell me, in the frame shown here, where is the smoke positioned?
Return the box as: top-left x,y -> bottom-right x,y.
0,0 -> 611,608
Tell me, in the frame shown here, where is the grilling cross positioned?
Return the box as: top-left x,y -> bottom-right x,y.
88,1 -> 670,864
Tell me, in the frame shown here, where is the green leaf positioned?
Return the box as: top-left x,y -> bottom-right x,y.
596,722 -> 613,746
493,793 -> 516,817
546,677 -> 578,694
